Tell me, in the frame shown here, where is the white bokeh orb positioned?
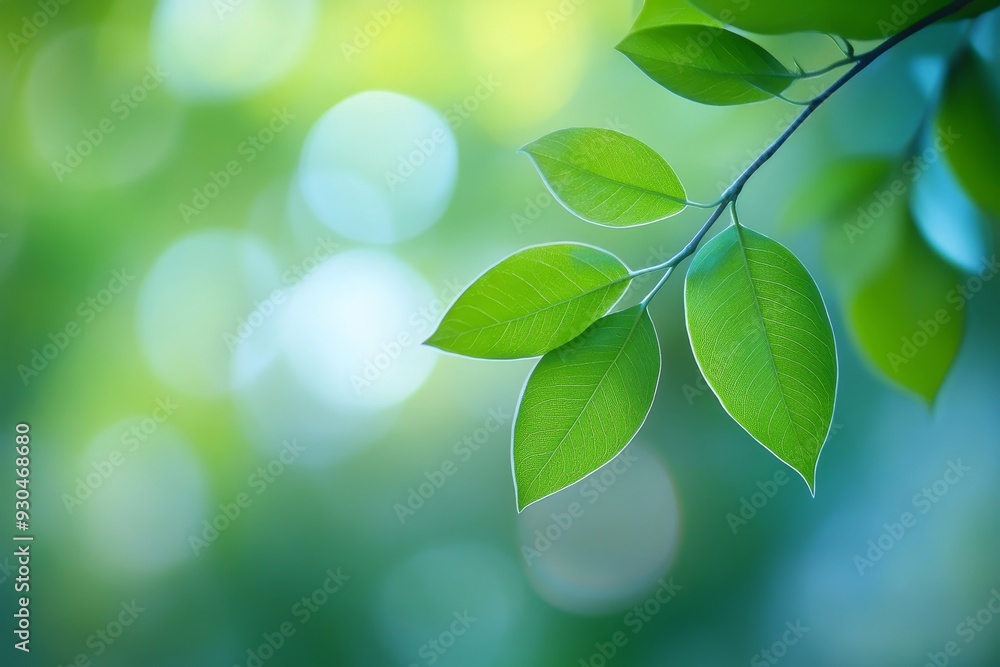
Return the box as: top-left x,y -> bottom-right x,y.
152,0 -> 316,99
297,91 -> 458,244
137,229 -> 283,397
517,444 -> 682,615
233,355 -> 397,468
281,249 -> 438,411
75,419 -> 207,575
23,26 -> 182,188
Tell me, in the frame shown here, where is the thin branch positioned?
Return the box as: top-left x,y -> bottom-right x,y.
636,0 -> 975,305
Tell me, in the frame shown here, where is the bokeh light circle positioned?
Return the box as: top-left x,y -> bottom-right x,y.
297,91 -> 458,244
281,249 -> 438,411
152,0 -> 317,99
460,0 -> 590,141
517,444 -> 681,615
137,229 -> 282,397
234,355 -> 397,468
75,419 -> 206,575
23,25 -> 182,188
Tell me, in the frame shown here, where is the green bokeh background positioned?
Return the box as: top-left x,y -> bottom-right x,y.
2,1 -> 999,665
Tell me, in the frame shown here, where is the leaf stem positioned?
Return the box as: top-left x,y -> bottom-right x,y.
640,266 -> 673,309
634,0 -> 976,306
775,92 -> 813,106
731,200 -> 743,228
798,56 -> 859,78
826,34 -> 856,60
684,197 -> 727,209
650,193 -> 726,209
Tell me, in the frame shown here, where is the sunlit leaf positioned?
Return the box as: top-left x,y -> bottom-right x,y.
426,244 -> 631,359
685,225 -> 837,491
847,218 -> 965,404
937,48 -> 1000,219
513,305 -> 660,510
688,0 -> 1000,40
629,0 -> 718,31
781,157 -> 970,404
616,25 -> 795,105
521,128 -> 687,226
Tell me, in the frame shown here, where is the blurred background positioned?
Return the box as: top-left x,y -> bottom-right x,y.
1,0 -> 999,665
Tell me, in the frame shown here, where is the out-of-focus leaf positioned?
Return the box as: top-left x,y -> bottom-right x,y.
937,48 -> 1000,219
426,244 -> 631,359
513,305 -> 659,510
629,0 -> 718,31
847,218 -> 965,404
783,157 -> 896,231
616,25 -> 795,105
688,0 -> 1000,40
784,157 -> 908,293
911,133 -> 992,273
521,128 -> 687,226
685,225 -> 837,492
783,156 -> 915,294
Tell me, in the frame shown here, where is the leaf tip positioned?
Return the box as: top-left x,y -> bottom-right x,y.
791,461 -> 818,497
918,385 -> 941,410
421,331 -> 442,349
422,330 -> 455,354
516,141 -> 537,158
514,489 -> 533,513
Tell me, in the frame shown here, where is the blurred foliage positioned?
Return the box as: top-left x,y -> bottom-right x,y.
1,1 -> 999,666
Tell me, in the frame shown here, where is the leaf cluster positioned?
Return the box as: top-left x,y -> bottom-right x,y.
425,0 -> 1000,510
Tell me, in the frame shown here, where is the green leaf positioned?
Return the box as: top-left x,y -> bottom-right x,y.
784,156 -> 913,294
937,48 -> 1000,219
824,199 -> 910,297
847,218 -> 965,405
629,0 -> 718,31
685,225 -> 837,492
782,157 -> 896,231
616,25 -> 795,106
688,0 -> 1000,40
513,305 -> 660,510
781,160 -> 967,403
520,128 -> 687,227
426,243 -> 632,359
783,157 -> 907,294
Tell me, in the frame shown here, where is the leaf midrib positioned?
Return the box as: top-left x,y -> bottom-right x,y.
521,309 -> 645,502
529,150 -> 687,207
733,226 -> 810,459
434,270 -> 630,347
623,32 -> 797,81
